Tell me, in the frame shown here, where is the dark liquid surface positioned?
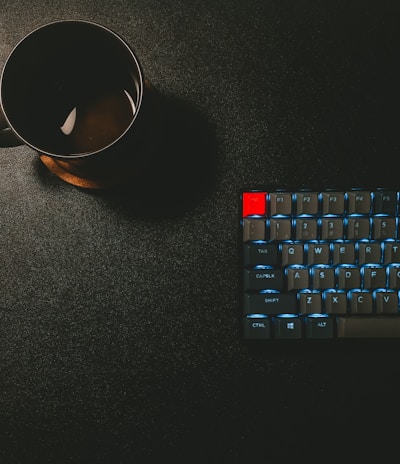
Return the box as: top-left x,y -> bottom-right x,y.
59,88 -> 135,153
15,41 -> 140,155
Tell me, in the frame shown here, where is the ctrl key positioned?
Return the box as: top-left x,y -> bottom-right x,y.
243,315 -> 271,340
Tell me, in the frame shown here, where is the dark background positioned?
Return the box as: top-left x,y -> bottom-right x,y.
1,0 -> 400,462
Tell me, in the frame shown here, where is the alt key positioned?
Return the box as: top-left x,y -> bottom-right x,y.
304,315 -> 334,339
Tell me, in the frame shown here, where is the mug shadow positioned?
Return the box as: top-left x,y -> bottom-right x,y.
35,91 -> 218,219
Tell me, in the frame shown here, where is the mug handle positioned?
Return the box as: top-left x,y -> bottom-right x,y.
0,104 -> 23,147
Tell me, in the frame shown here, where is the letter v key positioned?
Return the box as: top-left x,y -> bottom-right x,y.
376,291 -> 398,314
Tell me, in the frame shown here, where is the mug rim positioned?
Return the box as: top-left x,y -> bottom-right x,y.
0,19 -> 145,159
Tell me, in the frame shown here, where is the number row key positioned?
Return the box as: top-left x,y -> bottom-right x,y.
243,217 -> 398,241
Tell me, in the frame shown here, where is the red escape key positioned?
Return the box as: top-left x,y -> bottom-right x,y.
242,192 -> 267,217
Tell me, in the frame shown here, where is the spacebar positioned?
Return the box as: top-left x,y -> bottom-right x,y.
337,317 -> 400,338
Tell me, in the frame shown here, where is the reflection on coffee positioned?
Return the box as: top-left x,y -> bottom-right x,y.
59,88 -> 136,152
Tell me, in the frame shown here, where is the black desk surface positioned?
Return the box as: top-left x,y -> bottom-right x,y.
1,1 -> 400,462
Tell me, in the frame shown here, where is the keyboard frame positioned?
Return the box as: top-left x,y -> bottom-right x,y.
239,185 -> 400,342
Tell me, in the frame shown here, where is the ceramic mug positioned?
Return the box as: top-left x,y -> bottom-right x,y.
0,20 -> 158,188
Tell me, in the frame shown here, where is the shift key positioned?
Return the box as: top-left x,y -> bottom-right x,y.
244,292 -> 296,315
243,269 -> 284,291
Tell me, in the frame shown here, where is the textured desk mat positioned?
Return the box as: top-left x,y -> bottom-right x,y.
1,1 -> 400,462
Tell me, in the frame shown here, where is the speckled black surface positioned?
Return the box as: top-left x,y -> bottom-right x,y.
1,0 -> 400,462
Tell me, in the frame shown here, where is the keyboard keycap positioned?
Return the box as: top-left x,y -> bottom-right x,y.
332,243 -> 355,264
321,218 -> 343,240
373,190 -> 398,214
243,218 -> 265,241
243,269 -> 284,291
362,266 -> 386,289
242,191 -> 267,217
321,191 -> 345,215
312,267 -> 335,289
243,243 -> 278,266
274,315 -> 302,339
388,266 -> 400,289
384,242 -> 400,264
347,190 -> 371,214
243,316 -> 271,339
347,217 -> 370,240
287,267 -> 309,290
269,192 -> 292,215
372,217 -> 397,239
305,315 -> 334,339
375,291 -> 398,314
337,267 -> 360,289
296,192 -> 319,215
281,243 -> 304,265
324,291 -> 347,314
307,243 -> 330,264
358,242 -> 382,264
349,291 -> 373,314
269,218 -> 292,240
299,292 -> 322,314
295,218 -> 318,240
337,317 -> 400,338
243,293 -> 296,315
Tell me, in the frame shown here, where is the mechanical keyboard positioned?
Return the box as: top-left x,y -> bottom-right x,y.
241,187 -> 400,340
